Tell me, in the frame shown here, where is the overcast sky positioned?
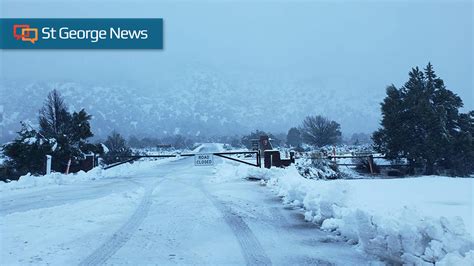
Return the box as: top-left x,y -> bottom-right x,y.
1,0 -> 472,116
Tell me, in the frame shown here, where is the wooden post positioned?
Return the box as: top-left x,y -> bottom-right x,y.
257,151 -> 261,168
65,158 -> 72,174
368,155 -> 374,174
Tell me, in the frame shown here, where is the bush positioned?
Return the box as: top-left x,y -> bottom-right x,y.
102,131 -> 132,164
296,155 -> 340,179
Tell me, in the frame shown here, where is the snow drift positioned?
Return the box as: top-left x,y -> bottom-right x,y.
215,163 -> 474,265
0,158 -> 177,195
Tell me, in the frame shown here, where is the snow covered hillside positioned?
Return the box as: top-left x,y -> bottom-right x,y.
0,74 -> 383,142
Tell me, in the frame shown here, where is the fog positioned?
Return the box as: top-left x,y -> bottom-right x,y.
1,0 -> 472,139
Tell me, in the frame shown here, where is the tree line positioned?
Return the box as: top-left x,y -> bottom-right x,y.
281,63 -> 473,176
2,63 -> 472,177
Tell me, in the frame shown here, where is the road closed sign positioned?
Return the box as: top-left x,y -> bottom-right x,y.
194,153 -> 214,166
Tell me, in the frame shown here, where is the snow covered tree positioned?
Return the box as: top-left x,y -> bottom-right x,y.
286,127 -> 302,148
300,115 -> 341,147
39,90 -> 71,138
103,131 -> 132,164
3,122 -> 55,176
373,63 -> 473,175
3,90 -> 97,175
38,90 -> 94,172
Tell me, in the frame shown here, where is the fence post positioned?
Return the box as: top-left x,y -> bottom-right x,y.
257,151 -> 261,168
368,155 -> 374,174
98,157 -> 104,167
46,155 -> 52,175
65,158 -> 71,174
290,151 -> 295,163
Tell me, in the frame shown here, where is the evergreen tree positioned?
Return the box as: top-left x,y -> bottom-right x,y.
38,90 -> 94,172
3,90 -> 96,175
286,127 -> 302,147
373,63 -> 472,175
39,90 -> 71,138
443,111 -> 474,175
300,115 -> 341,147
3,122 -> 55,176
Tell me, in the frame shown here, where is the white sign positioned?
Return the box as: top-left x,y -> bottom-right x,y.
194,153 -> 214,166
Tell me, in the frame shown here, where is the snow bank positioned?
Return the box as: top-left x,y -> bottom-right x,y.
295,157 -> 340,179
0,158 -> 177,194
217,163 -> 474,265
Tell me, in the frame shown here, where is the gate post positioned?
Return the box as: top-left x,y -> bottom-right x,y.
84,153 -> 95,172
263,150 -> 280,168
290,151 -> 295,163
46,155 -> 52,175
368,155 -> 374,174
263,151 -> 272,169
257,151 -> 262,168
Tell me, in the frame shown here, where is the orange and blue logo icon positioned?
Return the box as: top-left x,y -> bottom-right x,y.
2,19 -> 163,49
13,24 -> 38,44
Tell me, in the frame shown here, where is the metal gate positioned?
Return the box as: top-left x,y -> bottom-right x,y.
104,151 -> 261,170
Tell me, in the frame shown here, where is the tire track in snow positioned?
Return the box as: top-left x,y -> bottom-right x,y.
78,180 -> 160,266
0,179 -> 142,216
199,183 -> 272,266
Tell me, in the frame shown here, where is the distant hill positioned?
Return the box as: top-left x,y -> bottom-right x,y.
0,72 -> 383,142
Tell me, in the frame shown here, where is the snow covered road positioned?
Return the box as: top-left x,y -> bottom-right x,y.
0,144 -> 374,265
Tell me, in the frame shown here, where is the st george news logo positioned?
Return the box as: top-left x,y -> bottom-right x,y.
13,24 -> 38,44
1,19 -> 163,49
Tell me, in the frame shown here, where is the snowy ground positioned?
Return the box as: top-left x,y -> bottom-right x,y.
0,144 -> 376,265
0,143 -> 472,265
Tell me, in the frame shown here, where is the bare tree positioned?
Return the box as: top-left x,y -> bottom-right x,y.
300,115 -> 341,147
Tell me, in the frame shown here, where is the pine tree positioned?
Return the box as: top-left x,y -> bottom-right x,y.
39,89 -> 71,138
38,90 -> 94,172
373,63 -> 472,176
444,111 -> 474,175
286,127 -> 302,148
3,122 -> 55,176
3,90 -> 96,175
